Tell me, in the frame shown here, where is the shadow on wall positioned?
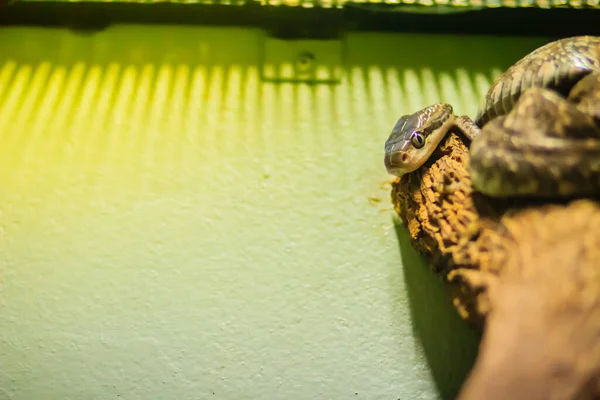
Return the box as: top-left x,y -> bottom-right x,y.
394,220 -> 482,400
0,26 -> 551,174
0,26 -> 551,112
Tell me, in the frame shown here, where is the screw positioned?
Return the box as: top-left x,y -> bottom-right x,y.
296,51 -> 315,74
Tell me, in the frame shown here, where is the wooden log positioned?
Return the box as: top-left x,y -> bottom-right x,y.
391,130 -> 600,400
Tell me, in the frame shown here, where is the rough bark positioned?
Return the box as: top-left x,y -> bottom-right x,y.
391,130 -> 600,400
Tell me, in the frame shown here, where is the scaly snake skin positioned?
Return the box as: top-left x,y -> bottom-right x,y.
384,36 -> 600,198
474,36 -> 600,127
470,36 -> 600,197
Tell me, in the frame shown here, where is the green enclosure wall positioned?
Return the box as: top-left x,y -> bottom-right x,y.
0,26 -> 551,399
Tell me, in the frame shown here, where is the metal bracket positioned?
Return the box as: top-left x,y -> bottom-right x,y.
260,36 -> 344,84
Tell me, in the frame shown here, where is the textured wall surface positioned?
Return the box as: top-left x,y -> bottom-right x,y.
0,26 -> 550,399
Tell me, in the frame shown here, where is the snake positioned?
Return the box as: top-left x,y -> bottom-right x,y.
383,36 -> 600,198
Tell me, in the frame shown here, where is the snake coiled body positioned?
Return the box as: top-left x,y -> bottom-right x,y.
469,36 -> 600,197
475,36 -> 600,127
384,35 -> 600,198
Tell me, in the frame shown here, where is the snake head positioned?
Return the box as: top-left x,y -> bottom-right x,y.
384,103 -> 454,177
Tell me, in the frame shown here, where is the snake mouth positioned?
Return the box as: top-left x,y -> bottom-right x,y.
384,147 -> 417,177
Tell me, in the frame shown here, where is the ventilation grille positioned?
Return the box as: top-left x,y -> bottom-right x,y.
5,0 -> 600,9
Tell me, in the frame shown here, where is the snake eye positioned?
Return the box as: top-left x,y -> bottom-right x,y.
411,131 -> 425,149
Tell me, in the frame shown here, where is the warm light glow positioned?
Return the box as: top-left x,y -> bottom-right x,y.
451,68 -> 477,115
185,65 -> 207,146
203,65 -> 225,160
46,63 -> 87,154
474,70 -> 494,100
144,65 -> 173,165
367,66 -> 388,134
402,69 -> 424,109
437,70 -> 461,111
0,61 -> 17,109
0,65 -> 33,141
384,66 -> 406,120
23,66 -> 67,162
68,64 -> 103,160
0,56 -> 507,192
103,64 -> 138,165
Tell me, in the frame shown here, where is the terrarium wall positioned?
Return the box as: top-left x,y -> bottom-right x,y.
0,25 -> 552,399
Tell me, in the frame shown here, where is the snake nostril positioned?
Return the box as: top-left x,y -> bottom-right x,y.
401,153 -> 409,163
